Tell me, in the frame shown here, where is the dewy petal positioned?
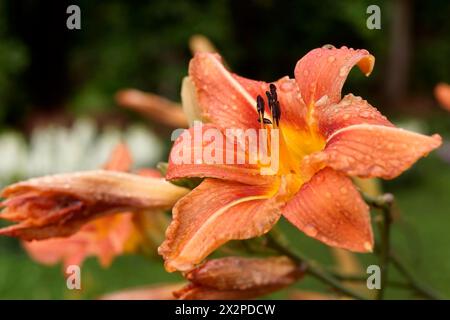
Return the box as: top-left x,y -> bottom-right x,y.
316,94 -> 393,138
189,52 -> 260,130
176,256 -> 303,300
166,123 -> 274,185
282,168 -> 373,252
190,52 -> 308,130
294,46 -> 375,106
0,171 -> 189,240
307,124 -> 442,179
158,178 -> 287,272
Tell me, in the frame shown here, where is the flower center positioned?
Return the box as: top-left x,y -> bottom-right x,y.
255,84 -> 326,195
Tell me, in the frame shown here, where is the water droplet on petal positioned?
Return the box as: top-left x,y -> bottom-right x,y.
322,44 -> 335,50
339,67 -> 348,77
304,224 -> 318,237
280,80 -> 295,92
315,95 -> 329,107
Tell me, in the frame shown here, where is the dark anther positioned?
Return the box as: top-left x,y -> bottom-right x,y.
265,91 -> 273,111
257,117 -> 272,125
258,84 -> 281,125
272,100 -> 281,126
256,95 -> 265,116
269,83 -> 277,102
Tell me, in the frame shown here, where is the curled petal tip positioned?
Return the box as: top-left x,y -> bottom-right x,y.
359,54 -> 375,77
295,46 -> 376,105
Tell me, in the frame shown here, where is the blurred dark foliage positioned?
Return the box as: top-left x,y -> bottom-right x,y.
0,0 -> 449,130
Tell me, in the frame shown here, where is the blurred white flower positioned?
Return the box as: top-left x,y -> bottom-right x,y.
0,118 -> 163,187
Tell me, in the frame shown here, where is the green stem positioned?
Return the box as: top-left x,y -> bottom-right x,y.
375,194 -> 393,299
265,233 -> 369,300
363,192 -> 444,300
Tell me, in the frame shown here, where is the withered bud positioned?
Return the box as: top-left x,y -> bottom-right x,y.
175,256 -> 304,300
0,170 -> 189,240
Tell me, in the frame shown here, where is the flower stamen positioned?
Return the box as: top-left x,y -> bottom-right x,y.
266,84 -> 281,128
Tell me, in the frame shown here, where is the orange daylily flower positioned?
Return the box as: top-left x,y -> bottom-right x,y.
175,256 -> 303,300
435,82 -> 450,111
159,46 -> 442,272
2,144 -> 188,268
0,151 -> 189,243
20,144 -> 138,268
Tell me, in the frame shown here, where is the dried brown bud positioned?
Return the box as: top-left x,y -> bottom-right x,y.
175,256 -> 304,300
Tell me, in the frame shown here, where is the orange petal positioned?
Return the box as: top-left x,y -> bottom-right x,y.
307,124 -> 442,179
166,123 -> 274,185
23,213 -> 137,269
2,171 -> 188,209
159,178 -> 287,272
316,94 -> 393,138
435,82 -> 450,111
282,168 -> 373,252
294,46 -> 375,106
103,143 -> 133,172
99,283 -> 184,300
189,52 -> 260,130
274,77 -> 308,129
0,171 -> 189,240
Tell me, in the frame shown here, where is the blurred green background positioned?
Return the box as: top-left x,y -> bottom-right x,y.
0,0 -> 449,299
